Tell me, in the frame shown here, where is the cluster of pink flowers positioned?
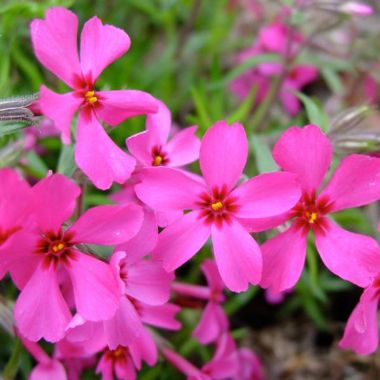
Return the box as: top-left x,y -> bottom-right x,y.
1,5 -> 380,379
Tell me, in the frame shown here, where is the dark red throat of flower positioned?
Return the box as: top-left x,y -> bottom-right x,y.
105,346 -> 129,364
35,230 -> 76,268
0,226 -> 20,246
151,145 -> 169,166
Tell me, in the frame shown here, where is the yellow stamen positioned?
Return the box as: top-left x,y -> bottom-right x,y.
84,90 -> 98,104
153,155 -> 163,166
306,211 -> 318,224
112,347 -> 125,358
211,201 -> 223,212
52,242 -> 65,253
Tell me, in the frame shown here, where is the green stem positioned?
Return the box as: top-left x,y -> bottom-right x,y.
3,338 -> 22,380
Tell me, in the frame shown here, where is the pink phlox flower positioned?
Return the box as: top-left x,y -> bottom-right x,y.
261,124 -> 380,294
5,174 -> 144,342
172,259 -> 228,344
236,347 -> 265,380
127,99 -> 200,169
31,7 -> 159,189
136,120 -> 302,292
339,274 -> 380,355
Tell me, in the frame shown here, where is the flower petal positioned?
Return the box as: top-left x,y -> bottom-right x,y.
104,296 -> 144,350
32,173 -> 80,233
38,87 -> 81,144
30,7 -> 82,88
67,252 -> 121,321
14,263 -> 71,342
135,167 -> 206,212
339,284 -> 379,355
273,125 -> 332,193
166,126 -> 201,167
233,172 -> 301,218
145,99 -> 171,146
200,121 -> 247,191
125,259 -> 173,305
30,360 -> 67,380
140,303 -> 181,330
75,112 -> 135,190
80,16 -> 130,82
319,154 -> 380,212
201,259 -> 224,294
126,131 -> 152,166
315,219 -> 380,287
96,90 -> 158,126
211,219 -> 262,292
69,203 -> 143,245
153,211 -> 211,272
261,224 -> 307,293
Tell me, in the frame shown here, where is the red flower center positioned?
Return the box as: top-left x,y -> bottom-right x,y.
292,192 -> 332,232
197,186 -> 239,228
0,226 -> 20,246
151,145 -> 169,166
84,90 -> 98,104
105,345 -> 129,364
35,230 -> 76,268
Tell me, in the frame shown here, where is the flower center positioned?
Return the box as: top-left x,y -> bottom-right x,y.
105,345 -> 129,364
84,90 -> 98,104
305,211 -> 318,224
153,155 -> 163,166
211,201 -> 223,212
51,242 -> 65,254
151,145 -> 169,166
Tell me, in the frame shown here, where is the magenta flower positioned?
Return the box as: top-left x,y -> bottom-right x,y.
339,274 -> 380,355
135,121 -> 301,291
127,99 -> 200,168
3,174 -> 143,342
172,259 -> 228,344
31,7 -> 158,189
0,169 -> 32,280
230,21 -> 318,115
261,124 -> 380,294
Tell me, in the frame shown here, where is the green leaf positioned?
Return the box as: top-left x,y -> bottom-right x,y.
250,135 -> 277,173
294,91 -> 330,131
0,121 -> 28,137
190,86 -> 212,131
57,144 -> 76,177
321,67 -> 343,93
23,151 -> 48,178
227,85 -> 257,124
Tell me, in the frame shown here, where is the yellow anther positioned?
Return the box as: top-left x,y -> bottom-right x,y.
112,347 -> 124,358
52,242 -> 65,252
153,155 -> 163,166
306,211 -> 318,224
211,201 -> 223,212
84,90 -> 98,104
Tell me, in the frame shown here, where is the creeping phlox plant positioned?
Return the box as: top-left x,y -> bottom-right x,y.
0,3 -> 380,379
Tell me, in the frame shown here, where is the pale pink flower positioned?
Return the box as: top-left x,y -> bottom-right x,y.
136,121 -> 301,291
340,2 -> 373,16
261,124 -> 380,294
4,174 -> 143,342
31,7 -> 158,189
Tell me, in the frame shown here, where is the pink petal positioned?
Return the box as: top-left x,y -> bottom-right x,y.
201,259 -> 225,294
30,7 -> 82,88
115,208 -> 158,259
126,131 -> 152,166
200,121 -> 247,191
211,219 -> 262,292
95,90 -> 158,126
67,252 -> 121,321
124,260 -> 173,305
193,302 -> 229,344
233,172 -> 301,218
30,360 -> 67,380
315,219 -> 380,287
38,87 -> 82,144
166,126 -> 201,167
145,99 -> 171,146
32,173 -> 80,233
80,16 -> 130,83
339,285 -> 379,355
135,167 -> 206,212
319,154 -> 380,212
129,327 -> 157,367
75,112 -> 135,190
104,296 -> 145,350
153,211 -> 211,272
14,264 -> 71,342
261,224 -> 307,293
273,125 -> 333,194
162,348 -> 204,378
140,303 -> 181,330
279,86 -> 301,116
69,203 -> 143,245
239,212 -> 291,233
